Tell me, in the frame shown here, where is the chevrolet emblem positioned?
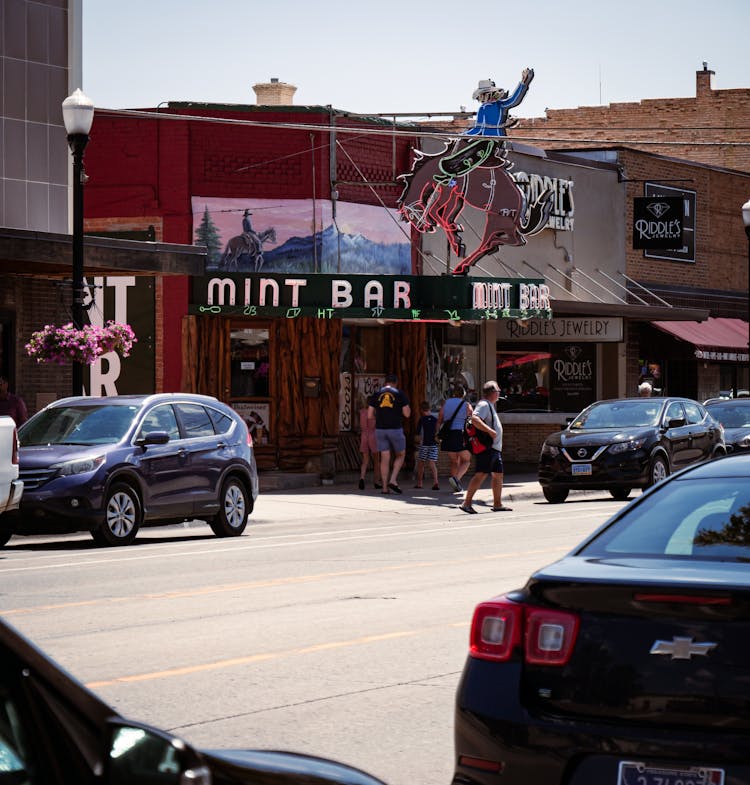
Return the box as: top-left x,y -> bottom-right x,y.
650,637 -> 717,660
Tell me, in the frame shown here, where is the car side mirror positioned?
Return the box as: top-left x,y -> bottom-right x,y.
105,721 -> 211,785
666,417 -> 686,429
136,430 -> 170,447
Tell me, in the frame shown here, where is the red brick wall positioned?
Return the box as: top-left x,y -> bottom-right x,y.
511,70 -> 750,173
85,107 -> 416,391
617,150 -> 750,298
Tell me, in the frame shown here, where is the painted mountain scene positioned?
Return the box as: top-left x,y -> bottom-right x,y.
192,197 -> 411,275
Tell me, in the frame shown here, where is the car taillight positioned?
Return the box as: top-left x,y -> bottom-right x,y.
11,427 -> 18,465
469,596 -> 579,666
524,607 -> 579,664
470,600 -> 522,661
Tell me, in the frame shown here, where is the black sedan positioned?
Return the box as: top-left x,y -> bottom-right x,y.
538,397 -> 725,503
5,394 -> 259,547
454,454 -> 750,785
0,614 -> 387,785
705,398 -> 750,452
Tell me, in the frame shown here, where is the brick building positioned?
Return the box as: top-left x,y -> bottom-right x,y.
0,0 -> 201,415
511,65 -> 750,174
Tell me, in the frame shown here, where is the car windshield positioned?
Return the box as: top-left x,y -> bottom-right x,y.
578,477 -> 750,561
570,400 -> 662,430
19,404 -> 140,446
707,404 -> 750,428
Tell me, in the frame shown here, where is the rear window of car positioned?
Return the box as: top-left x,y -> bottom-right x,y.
206,407 -> 234,435
579,478 -> 750,561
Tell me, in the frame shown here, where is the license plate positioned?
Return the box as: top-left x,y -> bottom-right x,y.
571,463 -> 592,476
618,761 -> 725,785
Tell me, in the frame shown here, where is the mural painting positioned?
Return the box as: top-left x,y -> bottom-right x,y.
192,198 -> 411,275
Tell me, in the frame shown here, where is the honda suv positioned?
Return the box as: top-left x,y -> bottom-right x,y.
4,394 -> 258,547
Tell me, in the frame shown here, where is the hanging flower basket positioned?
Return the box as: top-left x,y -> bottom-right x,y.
25,322 -> 137,366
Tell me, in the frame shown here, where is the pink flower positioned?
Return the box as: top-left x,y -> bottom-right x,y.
25,322 -> 138,365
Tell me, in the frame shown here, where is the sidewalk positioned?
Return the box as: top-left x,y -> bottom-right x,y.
259,464 -> 547,503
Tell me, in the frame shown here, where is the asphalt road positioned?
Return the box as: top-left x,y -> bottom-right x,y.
0,484 -> 628,785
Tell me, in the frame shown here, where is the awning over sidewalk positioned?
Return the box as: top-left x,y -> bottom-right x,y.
652,317 -> 749,360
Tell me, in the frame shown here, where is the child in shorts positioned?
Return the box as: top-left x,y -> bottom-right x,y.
358,394 -> 382,490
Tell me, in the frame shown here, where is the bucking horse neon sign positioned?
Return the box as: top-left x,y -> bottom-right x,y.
397,68 -> 554,276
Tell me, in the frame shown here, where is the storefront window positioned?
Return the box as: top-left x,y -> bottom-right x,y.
340,324 -> 387,433
426,324 -> 479,407
638,358 -> 664,396
497,347 -> 551,412
497,342 -> 596,413
230,327 -> 270,398
341,325 -> 384,374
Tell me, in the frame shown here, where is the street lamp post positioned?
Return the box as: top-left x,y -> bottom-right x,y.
742,199 -> 750,398
62,89 -> 94,397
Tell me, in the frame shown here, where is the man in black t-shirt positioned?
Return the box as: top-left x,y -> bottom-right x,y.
367,373 -> 411,494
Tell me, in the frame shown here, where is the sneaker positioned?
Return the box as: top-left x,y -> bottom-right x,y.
448,475 -> 460,492
358,478 -> 365,490
432,483 -> 440,490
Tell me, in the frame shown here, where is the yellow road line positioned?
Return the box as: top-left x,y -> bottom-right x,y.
2,547 -> 562,616
86,624 -> 469,689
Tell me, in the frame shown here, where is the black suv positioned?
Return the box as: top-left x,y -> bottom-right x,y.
538,397 -> 725,502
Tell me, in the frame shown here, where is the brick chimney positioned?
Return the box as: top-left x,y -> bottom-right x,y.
252,78 -> 297,106
696,62 -> 715,98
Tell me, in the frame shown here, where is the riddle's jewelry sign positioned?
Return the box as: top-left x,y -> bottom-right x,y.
190,274 -> 553,321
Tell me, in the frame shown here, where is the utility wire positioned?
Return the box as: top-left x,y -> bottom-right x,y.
96,107 -> 750,148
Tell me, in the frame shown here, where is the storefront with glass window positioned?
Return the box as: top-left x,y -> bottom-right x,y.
490,315 -> 625,463
185,272 -> 551,474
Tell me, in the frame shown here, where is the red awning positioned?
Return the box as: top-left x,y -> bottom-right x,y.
651,317 -> 749,352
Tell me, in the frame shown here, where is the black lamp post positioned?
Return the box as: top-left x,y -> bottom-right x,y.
62,89 -> 94,397
743,199 -> 750,398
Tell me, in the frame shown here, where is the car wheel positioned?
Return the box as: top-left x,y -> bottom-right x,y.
210,477 -> 250,537
542,486 -> 569,504
0,529 -> 12,548
647,455 -> 670,487
91,483 -> 142,547
610,487 -> 632,501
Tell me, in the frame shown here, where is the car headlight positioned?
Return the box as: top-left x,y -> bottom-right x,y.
53,455 -> 106,476
737,434 -> 750,448
541,442 -> 560,457
608,438 -> 646,455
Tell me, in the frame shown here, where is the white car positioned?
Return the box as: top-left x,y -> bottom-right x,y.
0,415 -> 23,534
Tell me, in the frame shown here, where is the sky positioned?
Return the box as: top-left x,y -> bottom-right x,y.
83,0 -> 750,120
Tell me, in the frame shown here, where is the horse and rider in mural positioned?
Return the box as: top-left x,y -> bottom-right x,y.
397,68 -> 554,276
220,209 -> 277,272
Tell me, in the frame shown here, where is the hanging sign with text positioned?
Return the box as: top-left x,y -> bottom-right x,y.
190,274 -> 553,321
633,197 -> 684,249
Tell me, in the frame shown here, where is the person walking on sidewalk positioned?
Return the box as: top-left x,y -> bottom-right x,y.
459,380 -> 512,514
368,373 -> 411,494
415,401 -> 439,490
358,393 -> 382,490
437,385 -> 473,493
